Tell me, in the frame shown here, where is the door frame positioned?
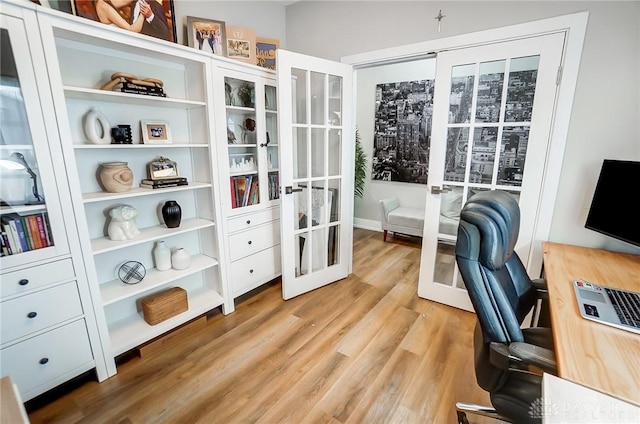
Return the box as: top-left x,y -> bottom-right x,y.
342,12 -> 588,283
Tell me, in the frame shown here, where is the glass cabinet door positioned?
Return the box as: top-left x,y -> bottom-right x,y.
223,75 -> 279,212
0,14 -> 68,267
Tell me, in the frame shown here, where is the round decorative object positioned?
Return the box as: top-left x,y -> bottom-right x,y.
118,261 -> 146,285
171,248 -> 191,270
162,200 -> 182,228
153,240 -> 171,271
83,108 -> 111,145
98,162 -> 133,193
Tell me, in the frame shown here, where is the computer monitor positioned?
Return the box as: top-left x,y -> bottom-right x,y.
585,159 -> 640,247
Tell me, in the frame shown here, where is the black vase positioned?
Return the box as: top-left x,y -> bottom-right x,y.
162,200 -> 182,228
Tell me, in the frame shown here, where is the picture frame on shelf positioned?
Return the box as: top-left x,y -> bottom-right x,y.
186,16 -> 227,56
72,0 -> 177,43
148,157 -> 179,180
255,37 -> 279,70
141,120 -> 171,144
226,26 -> 256,64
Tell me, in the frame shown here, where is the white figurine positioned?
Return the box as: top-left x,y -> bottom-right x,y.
107,205 -> 141,241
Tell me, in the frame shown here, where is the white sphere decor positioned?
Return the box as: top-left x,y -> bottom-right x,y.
171,248 -> 191,270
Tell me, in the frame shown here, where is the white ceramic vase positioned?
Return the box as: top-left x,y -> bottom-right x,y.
171,248 -> 191,270
153,240 -> 171,271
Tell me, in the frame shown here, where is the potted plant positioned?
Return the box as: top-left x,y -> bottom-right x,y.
354,128 -> 367,198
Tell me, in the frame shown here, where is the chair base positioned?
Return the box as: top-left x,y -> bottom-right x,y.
455,402 -> 512,423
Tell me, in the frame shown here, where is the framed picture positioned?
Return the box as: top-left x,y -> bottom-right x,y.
255,37 -> 279,70
226,26 -> 256,64
72,0 -> 177,43
186,16 -> 227,56
141,120 -> 172,144
148,157 -> 179,180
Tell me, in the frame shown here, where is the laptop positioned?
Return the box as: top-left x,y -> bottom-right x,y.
572,280 -> 640,335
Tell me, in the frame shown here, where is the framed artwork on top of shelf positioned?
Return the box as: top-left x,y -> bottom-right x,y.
255,37 -> 279,70
141,120 -> 171,144
72,0 -> 177,43
226,26 -> 256,64
186,16 -> 227,57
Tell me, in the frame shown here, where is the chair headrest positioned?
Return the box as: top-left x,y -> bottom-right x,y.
456,190 -> 520,270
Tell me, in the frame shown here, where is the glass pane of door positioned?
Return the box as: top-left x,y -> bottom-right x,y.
0,27 -> 55,257
225,77 -> 260,209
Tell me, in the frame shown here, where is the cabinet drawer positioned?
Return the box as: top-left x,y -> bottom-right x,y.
228,221 -> 280,261
1,259 -> 75,298
227,207 -> 279,234
0,319 -> 93,399
230,245 -> 281,296
1,282 -> 83,345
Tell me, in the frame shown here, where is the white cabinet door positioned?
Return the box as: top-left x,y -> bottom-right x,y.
277,50 -> 354,300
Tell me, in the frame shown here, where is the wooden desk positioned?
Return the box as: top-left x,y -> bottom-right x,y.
542,242 -> 640,406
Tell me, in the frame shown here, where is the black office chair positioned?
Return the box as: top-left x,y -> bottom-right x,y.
454,190 -> 557,424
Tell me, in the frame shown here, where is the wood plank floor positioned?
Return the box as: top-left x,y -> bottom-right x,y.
26,229 -> 494,424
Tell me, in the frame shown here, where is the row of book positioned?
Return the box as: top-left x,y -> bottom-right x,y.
231,175 -> 259,208
140,177 -> 188,189
1,212 -> 53,256
268,173 -> 280,201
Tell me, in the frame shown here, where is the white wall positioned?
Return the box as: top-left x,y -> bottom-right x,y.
172,1 -> 286,48
286,1 -> 640,254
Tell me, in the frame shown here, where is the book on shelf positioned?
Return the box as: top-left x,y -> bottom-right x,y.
0,212 -> 53,255
140,181 -> 189,189
230,178 -> 237,208
141,177 -> 187,185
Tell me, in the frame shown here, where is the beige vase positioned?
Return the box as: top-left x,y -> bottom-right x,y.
98,162 -> 133,193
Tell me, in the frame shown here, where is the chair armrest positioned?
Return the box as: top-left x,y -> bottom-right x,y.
489,341 -> 557,375
532,278 -> 548,293
379,197 -> 400,224
509,342 -> 557,375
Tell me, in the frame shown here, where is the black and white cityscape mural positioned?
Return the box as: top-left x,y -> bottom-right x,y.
371,80 -> 435,184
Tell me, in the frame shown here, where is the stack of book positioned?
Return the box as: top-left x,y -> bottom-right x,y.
140,177 -> 188,189
1,212 -> 53,256
230,175 -> 259,208
120,81 -> 166,97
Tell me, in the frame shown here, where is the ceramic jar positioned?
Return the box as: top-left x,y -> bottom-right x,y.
153,240 -> 171,271
171,248 -> 191,270
98,162 -> 133,193
162,200 -> 182,228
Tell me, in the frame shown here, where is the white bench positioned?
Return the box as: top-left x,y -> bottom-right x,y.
379,197 -> 424,241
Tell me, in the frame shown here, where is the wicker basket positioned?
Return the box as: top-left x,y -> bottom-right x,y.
141,287 -> 188,325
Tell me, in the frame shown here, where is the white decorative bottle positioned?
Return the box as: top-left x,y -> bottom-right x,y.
171,247 -> 191,270
153,240 -> 171,271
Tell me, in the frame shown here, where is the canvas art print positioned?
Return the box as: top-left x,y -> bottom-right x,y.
73,0 -> 177,43
371,79 -> 435,184
255,37 -> 279,70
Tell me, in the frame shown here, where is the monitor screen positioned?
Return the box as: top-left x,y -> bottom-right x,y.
585,159 -> 640,247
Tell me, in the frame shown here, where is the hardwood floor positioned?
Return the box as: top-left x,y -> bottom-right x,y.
26,229 -> 493,424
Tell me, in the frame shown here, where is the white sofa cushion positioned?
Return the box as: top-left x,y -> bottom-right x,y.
388,206 -> 424,230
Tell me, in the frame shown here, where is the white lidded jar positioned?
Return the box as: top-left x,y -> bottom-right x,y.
153,240 -> 171,271
171,247 -> 191,270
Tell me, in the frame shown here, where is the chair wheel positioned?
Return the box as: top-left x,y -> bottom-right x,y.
456,410 -> 469,424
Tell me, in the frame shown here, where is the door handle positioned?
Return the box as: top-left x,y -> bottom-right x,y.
430,186 -> 451,194
285,186 -> 303,195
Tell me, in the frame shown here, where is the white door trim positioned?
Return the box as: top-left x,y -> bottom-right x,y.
342,12 -> 588,280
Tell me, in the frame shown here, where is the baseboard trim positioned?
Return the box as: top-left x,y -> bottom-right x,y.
354,217 -> 382,232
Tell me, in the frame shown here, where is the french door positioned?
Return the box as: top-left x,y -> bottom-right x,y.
418,33 -> 565,310
277,50 -> 354,300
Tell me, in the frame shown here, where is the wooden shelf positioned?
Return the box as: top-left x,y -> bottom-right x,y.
82,181 -> 212,204
91,218 -> 215,255
100,254 -> 219,306
225,105 -> 255,112
108,286 -> 223,356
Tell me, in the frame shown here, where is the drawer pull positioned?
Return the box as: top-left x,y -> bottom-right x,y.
248,240 -> 252,245
249,269 -> 254,274
27,312 -> 38,319
39,358 -> 49,365
246,220 -> 251,225
19,279 -> 29,286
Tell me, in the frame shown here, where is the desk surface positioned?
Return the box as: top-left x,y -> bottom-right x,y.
543,242 -> 640,406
